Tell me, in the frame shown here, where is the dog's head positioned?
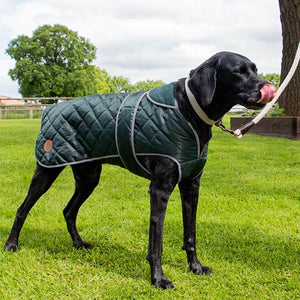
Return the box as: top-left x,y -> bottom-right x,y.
187,52 -> 277,121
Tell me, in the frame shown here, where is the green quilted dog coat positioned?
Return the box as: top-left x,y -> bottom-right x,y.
35,82 -> 208,182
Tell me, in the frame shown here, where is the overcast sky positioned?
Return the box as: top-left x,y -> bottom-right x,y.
0,0 -> 282,97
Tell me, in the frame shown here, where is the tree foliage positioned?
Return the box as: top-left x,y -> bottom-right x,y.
6,24 -> 165,98
102,76 -> 164,93
107,75 -> 133,93
105,77 -> 165,93
259,73 -> 280,89
131,80 -> 165,92
6,24 -> 98,97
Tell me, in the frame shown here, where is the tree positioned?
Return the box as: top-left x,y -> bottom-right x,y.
64,66 -> 111,97
259,73 -> 280,89
106,77 -> 165,93
6,24 -> 98,97
107,75 -> 132,93
131,80 -> 165,92
278,0 -> 300,116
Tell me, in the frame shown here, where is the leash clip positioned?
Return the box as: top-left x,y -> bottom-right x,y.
215,120 -> 235,135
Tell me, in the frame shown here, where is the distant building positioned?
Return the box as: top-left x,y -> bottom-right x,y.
230,105 -> 245,113
0,96 -> 25,106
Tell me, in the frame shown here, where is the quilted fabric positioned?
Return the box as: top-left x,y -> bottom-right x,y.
35,82 -> 208,182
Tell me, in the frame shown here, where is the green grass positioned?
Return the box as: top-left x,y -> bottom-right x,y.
0,118 -> 299,299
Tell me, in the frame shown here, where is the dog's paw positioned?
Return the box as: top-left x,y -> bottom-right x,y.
73,240 -> 92,250
4,242 -> 18,252
201,265 -> 213,275
154,278 -> 175,290
190,263 -> 212,275
152,275 -> 175,290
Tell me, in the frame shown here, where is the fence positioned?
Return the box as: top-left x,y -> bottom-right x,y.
0,97 -> 74,120
0,105 -> 44,119
0,98 -> 245,120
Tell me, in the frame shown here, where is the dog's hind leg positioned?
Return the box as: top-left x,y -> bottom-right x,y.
178,173 -> 212,275
63,161 -> 102,249
4,163 -> 64,252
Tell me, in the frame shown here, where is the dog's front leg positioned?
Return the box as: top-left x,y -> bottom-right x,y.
147,174 -> 177,289
178,174 -> 212,275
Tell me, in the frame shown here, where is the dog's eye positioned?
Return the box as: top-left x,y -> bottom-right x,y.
233,67 -> 247,75
233,63 -> 251,75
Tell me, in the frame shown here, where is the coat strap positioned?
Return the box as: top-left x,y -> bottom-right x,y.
116,91 -> 151,179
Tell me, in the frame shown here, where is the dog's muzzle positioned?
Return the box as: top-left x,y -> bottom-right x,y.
257,84 -> 277,104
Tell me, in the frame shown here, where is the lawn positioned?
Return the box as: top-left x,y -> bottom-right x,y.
0,118 -> 299,299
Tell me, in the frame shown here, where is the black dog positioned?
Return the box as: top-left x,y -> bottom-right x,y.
4,52 -> 276,289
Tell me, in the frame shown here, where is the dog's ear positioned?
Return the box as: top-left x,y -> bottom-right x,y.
188,56 -> 221,108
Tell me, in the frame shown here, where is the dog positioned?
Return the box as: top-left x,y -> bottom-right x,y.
4,52 -> 276,289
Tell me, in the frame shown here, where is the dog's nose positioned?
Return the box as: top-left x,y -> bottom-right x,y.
257,84 -> 277,104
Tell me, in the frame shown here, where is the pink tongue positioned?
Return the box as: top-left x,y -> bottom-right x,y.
257,84 -> 277,104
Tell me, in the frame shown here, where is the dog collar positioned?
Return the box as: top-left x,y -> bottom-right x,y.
184,78 -> 217,125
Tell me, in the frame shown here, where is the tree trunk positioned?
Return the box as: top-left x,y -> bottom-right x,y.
278,0 -> 300,116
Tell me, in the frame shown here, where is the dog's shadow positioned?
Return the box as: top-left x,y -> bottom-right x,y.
165,219 -> 300,271
1,226 -> 149,280
2,220 -> 299,277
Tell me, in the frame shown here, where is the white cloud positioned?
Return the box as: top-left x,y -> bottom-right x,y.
0,58 -> 20,97
0,0 -> 282,97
